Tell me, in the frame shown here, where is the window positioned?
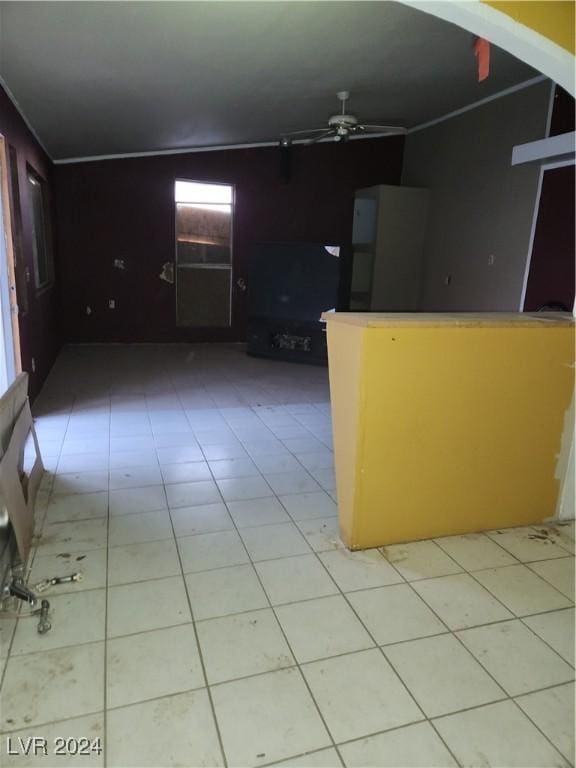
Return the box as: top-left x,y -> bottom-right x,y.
175,180 -> 233,328
27,170 -> 53,290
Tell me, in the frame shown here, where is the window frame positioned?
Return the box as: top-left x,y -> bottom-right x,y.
7,145 -> 28,317
174,179 -> 235,328
26,166 -> 54,294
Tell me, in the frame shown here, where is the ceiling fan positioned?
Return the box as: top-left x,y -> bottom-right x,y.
279,91 -> 406,146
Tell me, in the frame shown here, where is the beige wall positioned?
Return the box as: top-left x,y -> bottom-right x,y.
401,80 -> 551,311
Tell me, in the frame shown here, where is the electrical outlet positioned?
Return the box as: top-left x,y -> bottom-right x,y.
488,254 -> 495,266
109,299 -> 116,309
444,275 -> 452,286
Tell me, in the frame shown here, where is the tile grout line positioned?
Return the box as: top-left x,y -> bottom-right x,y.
170,387 -> 230,768
524,555 -> 576,588
196,453 -> 346,768
14,518 -> 574,659
389,535 -> 575,670
24,507 -> 576,611
517,610 -> 576,671
227,479 -> 437,766
11,499 -> 575,614
391,541 -> 575,765
512,684 -> 576,768
461,562 -> 576,670
2,645 -> 572,744
305,544 -> 463,768
393,575 -> 508,767
305,530 -> 570,763
387,584 -> 519,765
5,610 -> 574,701
102,399 -> 112,768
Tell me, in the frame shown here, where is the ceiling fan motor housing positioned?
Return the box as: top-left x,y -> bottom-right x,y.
328,113 -> 358,128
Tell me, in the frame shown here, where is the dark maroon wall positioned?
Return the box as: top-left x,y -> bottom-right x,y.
0,86 -> 60,400
54,137 -> 404,343
524,164 -> 575,312
549,86 -> 575,136
523,87 -> 576,311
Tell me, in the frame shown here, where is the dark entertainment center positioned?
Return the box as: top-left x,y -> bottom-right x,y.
247,242 -> 343,365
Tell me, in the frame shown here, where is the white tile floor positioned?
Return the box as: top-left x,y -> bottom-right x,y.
0,343 -> 574,767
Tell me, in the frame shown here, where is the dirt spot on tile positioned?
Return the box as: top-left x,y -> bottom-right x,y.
529,526 -> 563,543
381,547 -> 407,563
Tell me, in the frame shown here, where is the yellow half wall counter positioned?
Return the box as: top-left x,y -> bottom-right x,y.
323,312 -> 575,549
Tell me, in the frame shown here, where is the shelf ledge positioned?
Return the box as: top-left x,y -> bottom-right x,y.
511,131 -> 575,166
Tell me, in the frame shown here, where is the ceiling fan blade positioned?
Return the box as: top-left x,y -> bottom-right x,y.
281,128 -> 332,139
356,124 -> 407,135
305,129 -> 337,144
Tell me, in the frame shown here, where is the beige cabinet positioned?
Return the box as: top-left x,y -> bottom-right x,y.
351,184 -> 429,311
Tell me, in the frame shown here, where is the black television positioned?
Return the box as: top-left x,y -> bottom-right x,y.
247,242 -> 341,364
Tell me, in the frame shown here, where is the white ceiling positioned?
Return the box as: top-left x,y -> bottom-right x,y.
0,1 -> 538,160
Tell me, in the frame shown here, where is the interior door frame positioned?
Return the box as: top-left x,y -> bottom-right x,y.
0,134 -> 21,390
519,157 -> 576,312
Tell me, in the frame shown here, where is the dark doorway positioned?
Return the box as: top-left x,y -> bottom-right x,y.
523,163 -> 575,312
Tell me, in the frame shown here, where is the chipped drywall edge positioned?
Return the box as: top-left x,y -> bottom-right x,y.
558,438 -> 575,520
553,394 -> 575,521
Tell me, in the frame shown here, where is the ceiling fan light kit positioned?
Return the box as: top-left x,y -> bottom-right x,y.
279,91 -> 407,146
